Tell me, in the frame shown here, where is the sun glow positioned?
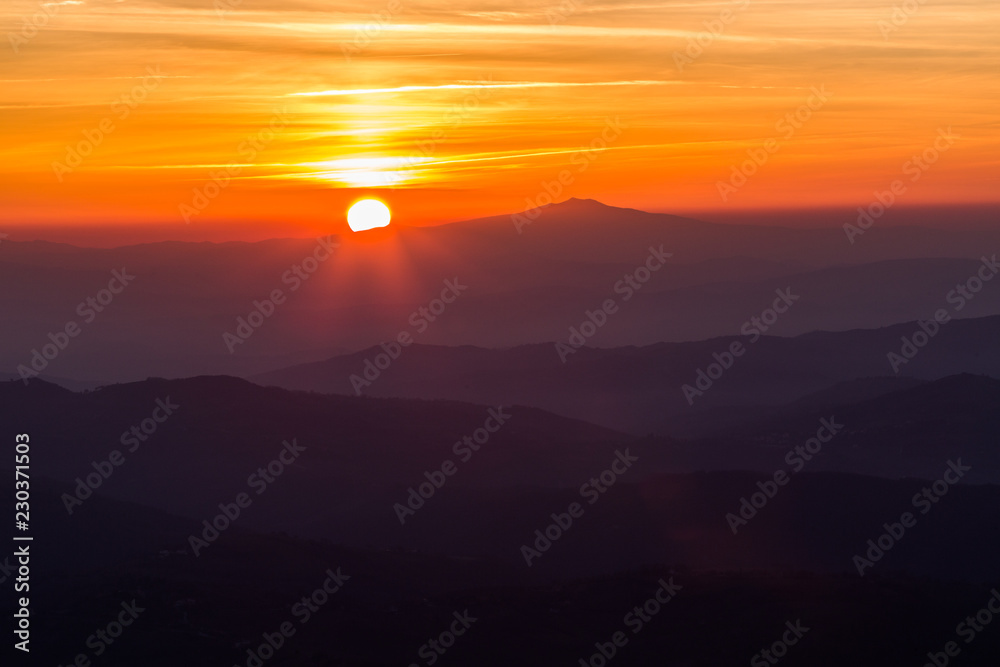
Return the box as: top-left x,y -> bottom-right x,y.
300,157 -> 428,188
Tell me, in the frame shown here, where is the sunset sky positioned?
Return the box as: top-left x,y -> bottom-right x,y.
1,0 -> 997,236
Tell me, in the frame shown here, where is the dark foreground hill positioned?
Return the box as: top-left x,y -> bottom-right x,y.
3,375 -> 999,578
4,472 -> 999,666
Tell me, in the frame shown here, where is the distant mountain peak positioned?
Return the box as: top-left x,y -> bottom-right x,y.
528,197 -> 664,220
548,197 -> 625,211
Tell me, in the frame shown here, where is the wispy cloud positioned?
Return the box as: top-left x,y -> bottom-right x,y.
288,80 -> 681,98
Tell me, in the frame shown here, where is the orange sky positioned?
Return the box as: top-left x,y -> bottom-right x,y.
1,0 -> 998,235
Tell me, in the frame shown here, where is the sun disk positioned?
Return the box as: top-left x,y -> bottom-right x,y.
348,199 -> 392,232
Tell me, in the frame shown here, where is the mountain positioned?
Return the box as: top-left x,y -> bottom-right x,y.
0,375 -> 632,538
253,315 -> 1000,436
4,374 -> 1000,575
666,373 -> 1000,482
445,197 -> 1000,266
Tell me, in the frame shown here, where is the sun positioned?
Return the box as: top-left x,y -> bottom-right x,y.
347,199 -> 392,232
